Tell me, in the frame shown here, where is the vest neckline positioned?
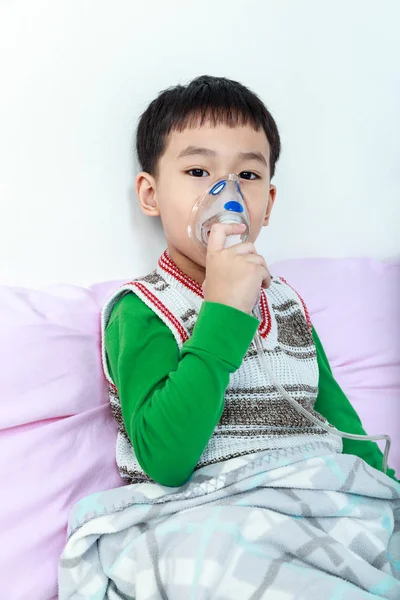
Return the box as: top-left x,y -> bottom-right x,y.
158,249 -> 204,298
157,249 -> 271,338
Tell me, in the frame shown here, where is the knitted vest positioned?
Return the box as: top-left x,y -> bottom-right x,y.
101,250 -> 342,484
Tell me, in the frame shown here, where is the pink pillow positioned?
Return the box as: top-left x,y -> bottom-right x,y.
0,281 -> 124,599
0,259 -> 398,599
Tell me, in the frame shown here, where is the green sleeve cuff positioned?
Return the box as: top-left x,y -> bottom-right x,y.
182,301 -> 259,370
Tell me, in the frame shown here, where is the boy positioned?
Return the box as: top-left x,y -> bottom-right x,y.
102,75 -> 398,488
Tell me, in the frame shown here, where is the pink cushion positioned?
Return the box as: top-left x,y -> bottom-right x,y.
0,259 -> 399,599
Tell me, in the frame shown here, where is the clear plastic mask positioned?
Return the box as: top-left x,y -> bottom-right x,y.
187,173 -> 250,250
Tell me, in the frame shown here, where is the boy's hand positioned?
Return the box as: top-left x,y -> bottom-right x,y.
203,222 -> 271,315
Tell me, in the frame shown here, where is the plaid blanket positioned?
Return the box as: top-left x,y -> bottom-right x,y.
58,442 -> 400,599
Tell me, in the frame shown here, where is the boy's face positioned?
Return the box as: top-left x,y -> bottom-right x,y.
136,121 -> 276,272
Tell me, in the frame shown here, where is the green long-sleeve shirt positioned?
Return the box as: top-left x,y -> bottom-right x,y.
105,292 -> 398,487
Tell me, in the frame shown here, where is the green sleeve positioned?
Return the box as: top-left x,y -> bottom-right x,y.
105,293 -> 259,487
312,326 -> 398,483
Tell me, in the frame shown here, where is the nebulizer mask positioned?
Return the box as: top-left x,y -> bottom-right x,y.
188,173 -> 391,474
188,173 -> 251,249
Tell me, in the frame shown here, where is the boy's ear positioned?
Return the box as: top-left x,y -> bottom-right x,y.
136,172 -> 160,216
263,185 -> 276,226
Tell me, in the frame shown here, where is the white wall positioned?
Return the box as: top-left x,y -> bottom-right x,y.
1,0 -> 399,287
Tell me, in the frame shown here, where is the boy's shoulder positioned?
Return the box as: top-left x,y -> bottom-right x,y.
105,290 -> 153,331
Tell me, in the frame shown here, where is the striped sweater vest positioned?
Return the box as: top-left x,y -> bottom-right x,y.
101,250 -> 342,484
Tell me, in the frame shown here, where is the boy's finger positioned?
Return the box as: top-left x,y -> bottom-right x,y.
206,222 -> 246,253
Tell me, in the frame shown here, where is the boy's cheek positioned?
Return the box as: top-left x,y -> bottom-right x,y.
163,214 -> 207,265
162,211 -> 190,245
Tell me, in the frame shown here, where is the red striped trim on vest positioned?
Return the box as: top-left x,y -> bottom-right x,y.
279,276 -> 312,330
158,250 -> 204,299
133,281 -> 189,344
258,289 -> 272,338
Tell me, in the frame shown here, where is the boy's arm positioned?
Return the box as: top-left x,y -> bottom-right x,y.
312,326 -> 398,483
105,292 -> 259,487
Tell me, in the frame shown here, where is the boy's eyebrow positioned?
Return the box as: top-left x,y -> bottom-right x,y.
177,145 -> 268,167
177,146 -> 217,159
239,151 -> 268,167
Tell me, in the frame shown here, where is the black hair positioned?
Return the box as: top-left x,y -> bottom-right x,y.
136,75 -> 281,178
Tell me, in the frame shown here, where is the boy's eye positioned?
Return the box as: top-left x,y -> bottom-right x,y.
239,171 -> 259,180
187,169 -> 209,177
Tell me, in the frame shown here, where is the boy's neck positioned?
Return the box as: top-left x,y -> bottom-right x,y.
167,244 -> 206,286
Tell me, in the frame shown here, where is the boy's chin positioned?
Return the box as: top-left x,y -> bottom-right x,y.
185,246 -> 207,269
189,247 -> 209,270
168,240 -> 206,269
